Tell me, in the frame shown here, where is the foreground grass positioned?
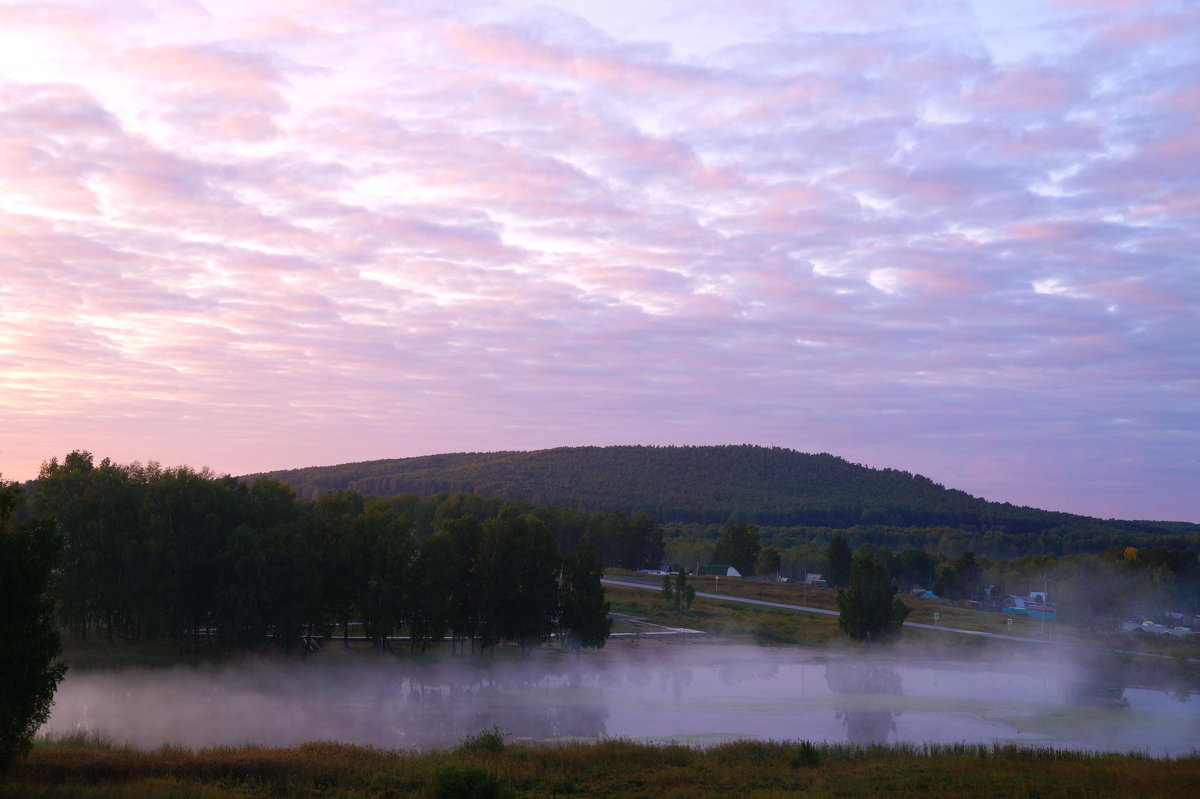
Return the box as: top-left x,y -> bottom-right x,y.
6,734 -> 1198,799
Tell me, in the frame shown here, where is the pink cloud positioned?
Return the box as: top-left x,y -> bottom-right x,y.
442,21 -> 706,97
0,2 -> 1196,521
122,44 -> 283,93
1005,220 -> 1090,242
963,64 -> 1082,114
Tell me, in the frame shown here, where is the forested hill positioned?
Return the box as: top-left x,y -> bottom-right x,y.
248,445 -> 1193,538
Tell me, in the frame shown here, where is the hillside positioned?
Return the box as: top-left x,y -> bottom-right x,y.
247,445 -> 1195,538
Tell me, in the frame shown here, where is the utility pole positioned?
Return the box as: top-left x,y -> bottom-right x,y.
803,554 -> 809,606
1041,575 -> 1048,638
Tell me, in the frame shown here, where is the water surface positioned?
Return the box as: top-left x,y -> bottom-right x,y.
45,646 -> 1198,755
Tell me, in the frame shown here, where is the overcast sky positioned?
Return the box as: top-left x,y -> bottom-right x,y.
1,0 -> 1197,521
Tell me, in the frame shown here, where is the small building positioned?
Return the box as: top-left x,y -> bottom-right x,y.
1004,593 -> 1056,621
701,564 -> 742,577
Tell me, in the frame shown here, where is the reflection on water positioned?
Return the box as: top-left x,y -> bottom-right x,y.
45,648 -> 1199,754
719,661 -> 780,685
1065,654 -> 1129,708
826,663 -> 902,745
49,658 -> 611,750
660,667 -> 693,701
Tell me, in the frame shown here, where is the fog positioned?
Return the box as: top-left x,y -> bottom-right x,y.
44,646 -> 1198,755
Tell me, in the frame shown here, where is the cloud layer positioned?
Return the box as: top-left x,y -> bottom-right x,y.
2,0 -> 1197,520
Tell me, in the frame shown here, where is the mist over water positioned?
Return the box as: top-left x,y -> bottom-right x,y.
44,646 -> 1199,755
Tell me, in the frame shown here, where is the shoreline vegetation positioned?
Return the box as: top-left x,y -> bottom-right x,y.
8,733 -> 1200,799
54,572 -> 1200,695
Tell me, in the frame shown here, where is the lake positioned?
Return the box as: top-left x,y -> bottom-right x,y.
43,645 -> 1198,755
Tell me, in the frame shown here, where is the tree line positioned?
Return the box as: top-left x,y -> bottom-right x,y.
27,451 -> 641,654
697,522 -> 1197,638
668,516 -> 1197,634
815,534 -> 1199,632
666,520 -> 1200,571
18,449 -> 1199,652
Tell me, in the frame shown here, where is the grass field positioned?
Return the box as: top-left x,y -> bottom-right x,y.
604,571 -> 1200,660
6,732 -> 1199,799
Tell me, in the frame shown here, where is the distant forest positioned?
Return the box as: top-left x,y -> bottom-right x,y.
251,445 -> 1200,559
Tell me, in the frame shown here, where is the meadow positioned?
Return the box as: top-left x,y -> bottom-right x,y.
7,732 -> 1200,799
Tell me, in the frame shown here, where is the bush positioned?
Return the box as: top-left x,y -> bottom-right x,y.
788,740 -> 821,767
455,726 -> 505,755
432,763 -> 509,799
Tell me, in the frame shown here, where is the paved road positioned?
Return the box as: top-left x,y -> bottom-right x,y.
600,578 -> 1190,652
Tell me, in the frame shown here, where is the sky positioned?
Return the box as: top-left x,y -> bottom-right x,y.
1,0 -> 1197,522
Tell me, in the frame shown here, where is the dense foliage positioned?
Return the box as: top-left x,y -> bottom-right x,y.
250,446 -> 1200,555
29,452 -> 624,653
837,554 -> 910,642
558,535 -> 612,651
825,534 -> 853,587
711,519 -> 761,575
0,480 -> 66,774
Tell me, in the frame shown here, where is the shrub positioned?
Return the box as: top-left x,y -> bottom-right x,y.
788,740 -> 821,767
455,726 -> 506,755
432,763 -> 509,799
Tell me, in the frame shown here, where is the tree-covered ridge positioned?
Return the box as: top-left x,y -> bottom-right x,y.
249,445 -> 1199,538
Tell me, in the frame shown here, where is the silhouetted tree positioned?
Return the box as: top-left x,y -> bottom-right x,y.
441,515 -> 482,653
0,480 -> 67,775
893,547 -> 937,591
713,519 -> 760,575
620,512 -> 665,570
755,547 -> 782,578
358,498 -> 414,649
837,554 -> 909,642
477,510 -> 559,654
313,489 -> 368,645
409,530 -> 457,652
559,535 -> 611,652
682,582 -> 696,612
933,551 -> 982,600
826,534 -> 853,588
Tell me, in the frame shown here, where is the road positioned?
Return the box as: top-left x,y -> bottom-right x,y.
597,575 -> 1190,657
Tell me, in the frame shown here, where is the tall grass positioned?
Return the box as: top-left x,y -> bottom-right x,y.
5,736 -> 1197,799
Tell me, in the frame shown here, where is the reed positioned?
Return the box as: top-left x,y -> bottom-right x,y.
5,734 -> 1197,799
